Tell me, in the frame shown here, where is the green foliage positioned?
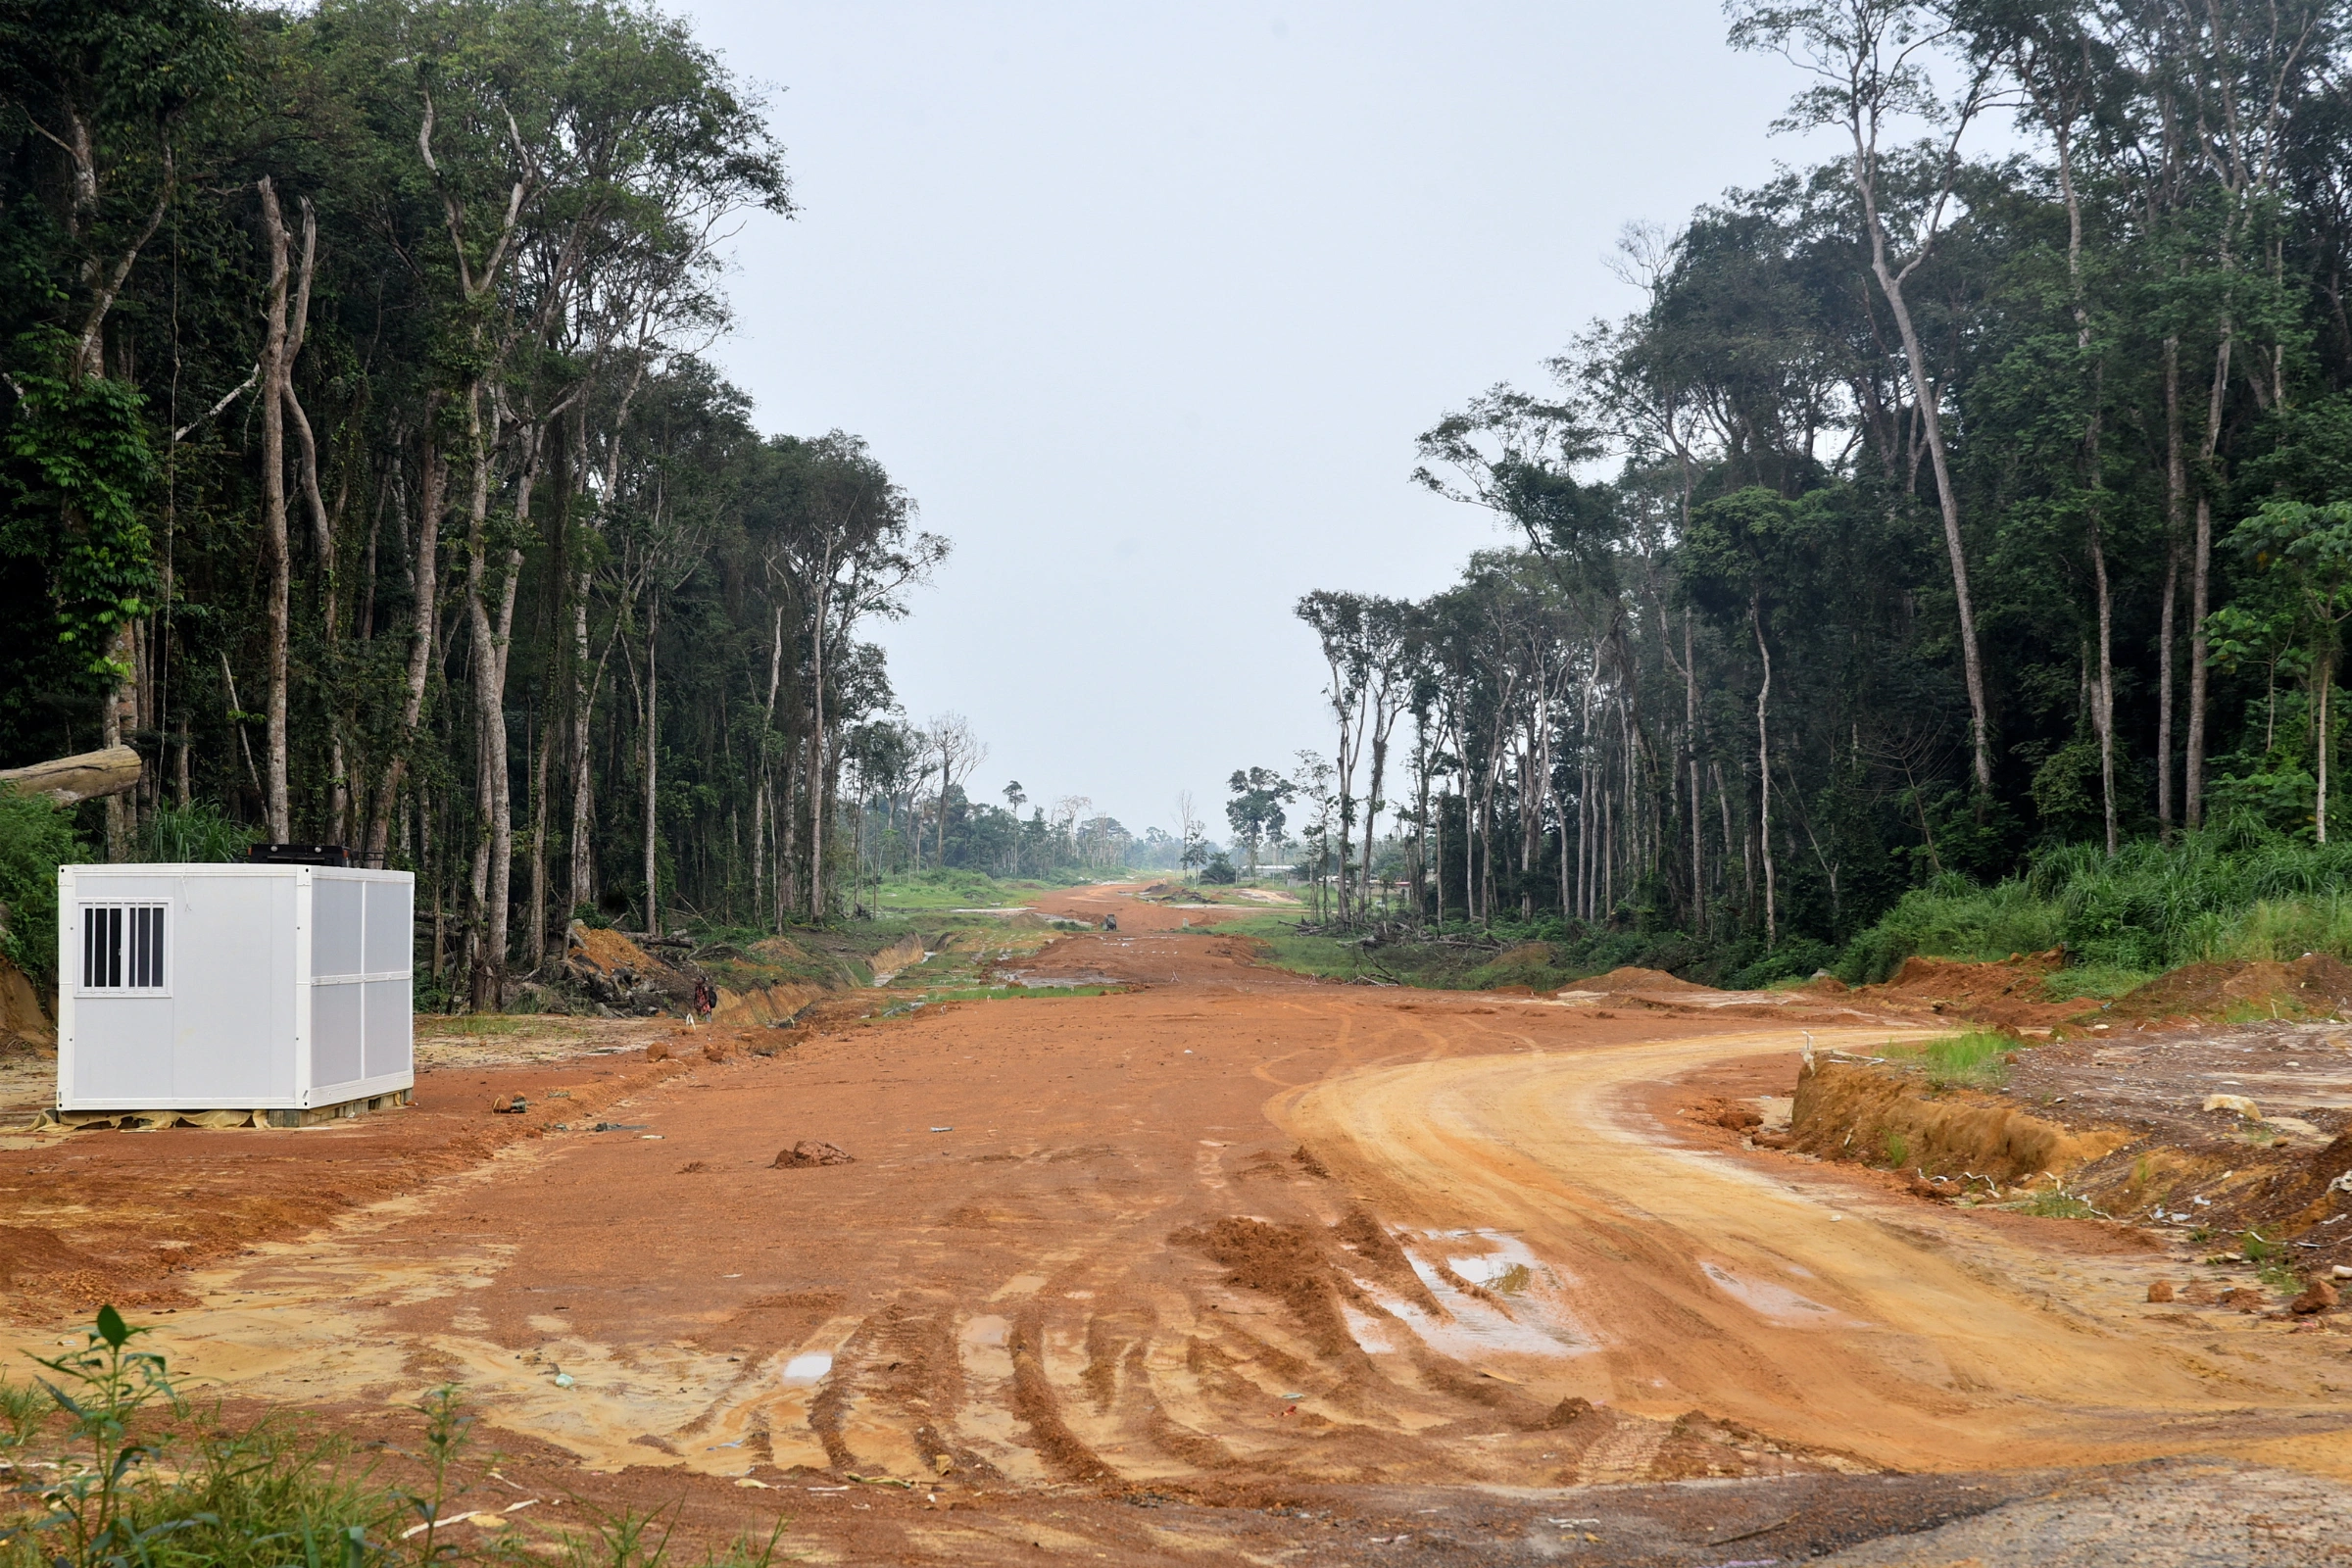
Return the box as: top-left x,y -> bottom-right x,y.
1838,822 -> 2352,981
1201,853 -> 1238,885
1889,1031 -> 2011,1090
1726,937 -> 1838,990
0,784 -> 77,993
24,1303 -> 178,1567
1836,874 -> 2065,984
133,801 -> 254,863
0,331 -> 156,679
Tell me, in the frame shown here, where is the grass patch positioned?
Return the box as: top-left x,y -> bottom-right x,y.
2011,1187 -> 2102,1220
2037,963 -> 2156,1002
1886,1030 -> 2012,1089
418,1013 -> 532,1037
874,865 -> 1145,911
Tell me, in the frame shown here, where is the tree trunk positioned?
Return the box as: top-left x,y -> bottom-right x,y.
2158,335 -> 2183,836
257,177 -> 293,842
2318,649 -> 2332,846
1858,170 -> 1991,797
643,588 -> 662,936
460,385 -> 508,1012
1753,596 -> 1776,949
527,705 -> 551,972
1683,610 -> 1703,929
808,582 -> 829,919
367,425 -> 444,859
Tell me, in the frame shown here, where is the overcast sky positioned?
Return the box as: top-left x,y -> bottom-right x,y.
667,1 -> 1823,840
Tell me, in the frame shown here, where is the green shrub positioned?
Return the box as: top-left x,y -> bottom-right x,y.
1728,936 -> 1838,990
0,784 -> 79,994
134,800 -> 255,862
1838,817 -> 2352,983
1889,1030 -> 2011,1089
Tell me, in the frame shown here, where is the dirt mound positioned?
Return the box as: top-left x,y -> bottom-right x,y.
773,1139 -> 856,1168
1854,955 -> 2095,1030
1790,1059 -> 2129,1181
0,956 -> 50,1051
2108,953 -> 2352,1022
710,982 -> 821,1028
571,925 -> 658,974
1587,966 -> 1709,993
564,923 -> 692,1015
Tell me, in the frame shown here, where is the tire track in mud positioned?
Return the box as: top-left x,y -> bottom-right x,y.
1274,1027 -> 2352,1476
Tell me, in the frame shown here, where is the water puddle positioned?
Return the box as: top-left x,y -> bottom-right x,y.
1341,1301 -> 1400,1354
1697,1259 -> 1856,1327
1373,1231 -> 1592,1360
780,1351 -> 833,1383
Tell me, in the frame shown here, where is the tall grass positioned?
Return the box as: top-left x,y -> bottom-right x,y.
135,802 -> 257,863
1838,817 -> 2352,983
1886,1031 -> 2011,1089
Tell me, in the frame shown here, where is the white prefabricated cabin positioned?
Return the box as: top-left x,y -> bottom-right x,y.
55,863 -> 415,1115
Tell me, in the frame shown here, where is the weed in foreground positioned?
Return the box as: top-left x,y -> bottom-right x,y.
0,1308 -> 797,1568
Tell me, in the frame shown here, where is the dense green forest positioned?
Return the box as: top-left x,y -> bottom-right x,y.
0,0 -> 982,1005
1285,0 -> 2352,981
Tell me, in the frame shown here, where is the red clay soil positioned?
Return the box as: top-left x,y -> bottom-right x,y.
0,885 -> 2346,1565
2105,953 -> 2352,1023
1848,953 -> 2102,1032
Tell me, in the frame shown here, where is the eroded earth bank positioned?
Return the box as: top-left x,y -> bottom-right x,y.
0,887 -> 2348,1565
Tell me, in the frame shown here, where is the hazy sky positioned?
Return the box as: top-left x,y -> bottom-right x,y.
668,1 -> 1823,840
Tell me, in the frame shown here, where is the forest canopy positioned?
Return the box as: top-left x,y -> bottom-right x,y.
1287,0 -> 2352,981
0,0 -> 950,1006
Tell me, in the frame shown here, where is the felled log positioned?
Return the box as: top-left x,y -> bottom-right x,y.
0,745 -> 143,806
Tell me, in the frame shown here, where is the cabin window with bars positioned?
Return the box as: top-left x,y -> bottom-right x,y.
79,904 -> 169,994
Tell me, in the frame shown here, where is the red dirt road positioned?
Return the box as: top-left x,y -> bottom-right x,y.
1,884 -> 2349,1562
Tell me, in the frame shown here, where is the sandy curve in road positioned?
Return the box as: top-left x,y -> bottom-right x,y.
1277,1028 -> 2352,1475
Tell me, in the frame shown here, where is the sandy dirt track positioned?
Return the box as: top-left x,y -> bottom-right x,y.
8,883 -> 2351,1562
1279,1033 -> 2352,1474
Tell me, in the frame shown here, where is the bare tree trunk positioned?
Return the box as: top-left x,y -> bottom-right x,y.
1753,596 -> 1776,949
460,385 -> 506,1010
1577,669 -> 1595,921
569,566 -> 598,914
808,587 -> 828,919
367,425 -> 444,859
754,604 -> 783,924
2321,652 -> 2335,845
1858,163 -> 1991,796
257,178 -> 293,842
527,707 -> 551,971
643,588 -> 661,936
1683,611 -> 1703,928
2158,335 -> 2183,836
